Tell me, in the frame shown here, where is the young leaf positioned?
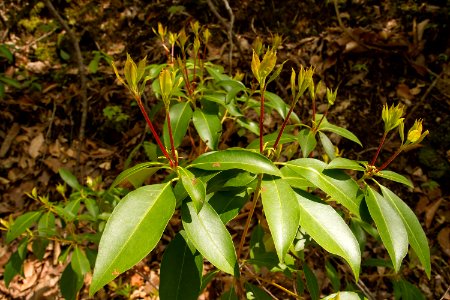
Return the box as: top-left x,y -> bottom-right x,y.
380,185 -> 431,277
326,158 -> 365,172
178,166 -> 206,212
60,263 -> 84,300
303,264 -> 320,300
159,233 -> 202,300
321,291 -> 364,300
59,168 -> 82,190
261,176 -> 300,262
319,132 -> 336,160
90,183 -> 176,295
365,186 -> 408,272
71,246 -> 91,276
192,108 -> 222,150
375,170 -> 413,188
6,211 -> 42,243
286,158 -> 362,216
182,202 -> 237,276
295,190 -> 361,279
190,149 -> 282,176
298,129 -> 317,158
163,102 -> 193,149
109,162 -> 164,190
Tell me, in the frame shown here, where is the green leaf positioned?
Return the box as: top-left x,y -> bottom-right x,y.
200,270 -> 219,292
321,291 -> 365,300
365,186 -> 408,272
380,185 -> 431,277
163,102 -> 193,149
4,238 -> 28,287
319,132 -> 336,160
193,108 -> 222,150
280,166 -> 313,190
182,202 -> 237,275
72,246 -> 91,276
32,237 -> 49,260
0,75 -> 21,88
38,211 -> 56,237
63,199 -> 81,221
295,190 -> 361,279
221,287 -> 239,300
261,176 -> 300,262
0,44 -> 13,63
375,170 -> 413,188
236,118 -> 260,135
59,168 -> 82,190
264,91 -> 299,122
84,198 -> 99,218
244,283 -> 272,300
60,263 -> 84,300
190,149 -> 281,176
247,131 -> 297,149
298,128 -> 317,158
109,162 -> 164,190
325,260 -> 340,291
393,279 -> 425,300
88,52 -> 101,73
326,158 -> 365,172
90,183 -> 176,295
6,211 -> 42,243
318,116 -> 362,146
178,166 -> 206,212
202,93 -> 243,117
303,264 -> 320,300
209,190 -> 249,224
159,233 -> 202,300
286,158 -> 362,216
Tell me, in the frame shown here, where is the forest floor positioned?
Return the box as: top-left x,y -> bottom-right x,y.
0,0 -> 449,299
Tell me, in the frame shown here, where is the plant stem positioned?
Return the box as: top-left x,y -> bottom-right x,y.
273,97 -> 296,149
237,174 -> 262,260
370,132 -> 387,166
259,86 -> 266,153
243,267 -> 301,299
312,96 -> 316,126
135,96 -> 174,167
314,108 -> 328,132
166,109 -> 177,166
378,148 -> 403,171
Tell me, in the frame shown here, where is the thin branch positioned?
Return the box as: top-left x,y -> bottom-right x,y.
44,0 -> 88,175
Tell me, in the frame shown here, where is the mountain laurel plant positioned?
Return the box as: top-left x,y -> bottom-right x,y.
3,22 -> 430,299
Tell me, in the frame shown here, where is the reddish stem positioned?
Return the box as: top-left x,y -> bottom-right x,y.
312,96 -> 316,125
259,87 -> 266,153
273,98 -> 296,149
370,132 -> 387,166
135,96 -> 173,167
378,148 -> 402,171
314,109 -> 328,132
166,109 -> 178,167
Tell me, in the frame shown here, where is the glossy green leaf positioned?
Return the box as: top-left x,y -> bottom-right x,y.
321,291 -> 365,300
264,91 -> 299,121
190,149 -> 282,176
60,263 -> 84,300
205,65 -> 231,82
4,238 -> 28,287
59,168 -> 82,190
393,279 -> 425,300
380,185 -> 431,277
326,158 -> 365,172
295,190 -> 361,279
109,162 -> 164,190
244,283 -> 272,300
280,166 -> 313,190
84,198 -> 99,218
90,183 -> 176,295
286,158 -> 362,216
38,211 -> 56,237
178,166 -> 206,212
160,233 -> 202,300
163,102 -> 193,149
303,264 -> 320,300
63,199 -> 81,222
318,116 -> 362,146
375,170 -> 413,188
236,118 -> 260,135
182,202 -> 237,275
6,211 -> 42,243
261,176 -> 300,262
365,186 -> 408,272
202,93 -> 243,117
298,128 -> 317,157
193,108 -> 222,150
72,246 -> 91,276
319,132 -> 336,160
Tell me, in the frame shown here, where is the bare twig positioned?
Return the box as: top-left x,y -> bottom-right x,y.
43,0 -> 88,175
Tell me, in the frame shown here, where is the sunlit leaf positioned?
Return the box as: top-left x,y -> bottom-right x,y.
178,166 -> 206,212
298,128 -> 317,158
375,170 -> 413,188
193,108 -> 222,150
6,211 -> 42,243
326,158 -> 365,172
90,183 -> 176,295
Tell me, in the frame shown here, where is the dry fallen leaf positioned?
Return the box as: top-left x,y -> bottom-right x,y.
28,133 -> 45,159
425,198 -> 443,228
437,227 -> 450,257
